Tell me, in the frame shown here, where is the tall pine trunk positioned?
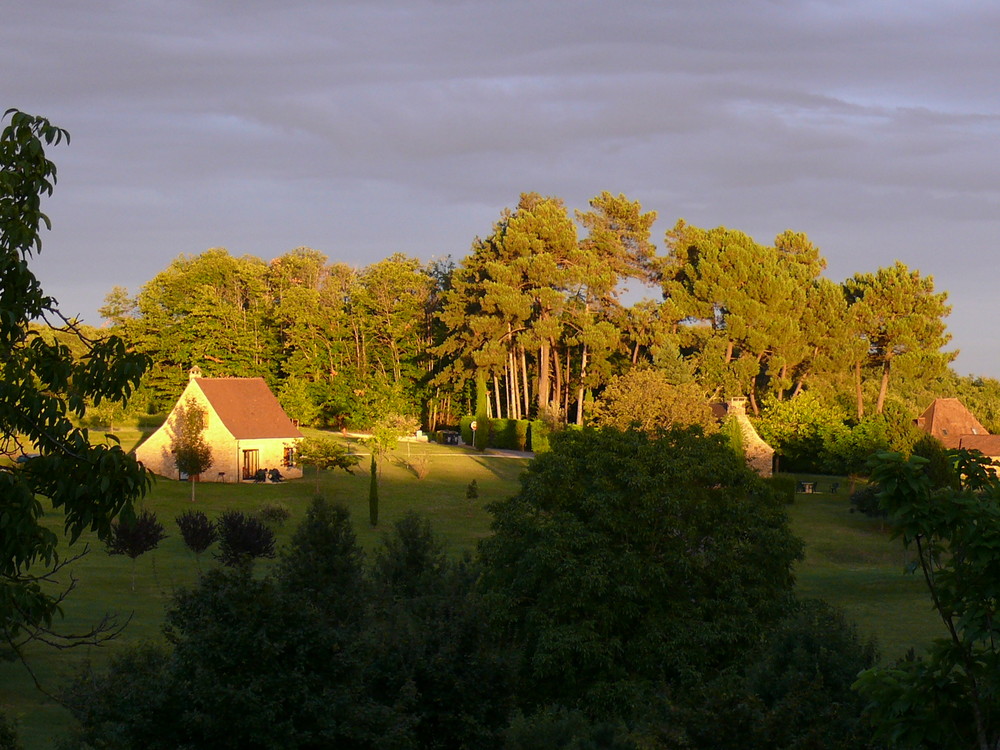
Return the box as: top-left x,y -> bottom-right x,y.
538,343 -> 551,413
855,359 -> 865,419
876,357 -> 892,415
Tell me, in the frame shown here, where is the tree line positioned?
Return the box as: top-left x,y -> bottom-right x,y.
98,190 -> 993,461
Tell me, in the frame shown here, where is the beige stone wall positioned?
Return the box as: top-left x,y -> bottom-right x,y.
134,379 -> 205,480
736,415 -> 775,477
134,381 -> 302,482
234,437 -> 303,481
724,398 -> 775,477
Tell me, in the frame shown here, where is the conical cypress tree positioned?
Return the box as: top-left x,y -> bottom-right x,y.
368,453 -> 379,526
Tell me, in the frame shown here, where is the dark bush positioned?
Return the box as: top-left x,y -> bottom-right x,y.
764,473 -> 797,504
0,709 -> 22,750
175,510 -> 217,555
216,510 -> 276,566
849,484 -> 885,518
106,510 -> 167,560
257,502 -> 291,527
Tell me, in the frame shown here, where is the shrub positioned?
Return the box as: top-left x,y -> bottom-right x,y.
460,416 -> 475,446
216,511 -> 276,567
515,420 -> 529,452
0,709 -> 22,750
175,510 -> 218,555
528,420 -> 551,453
257,502 -> 291,527
849,484 -> 884,518
491,419 -> 519,450
466,479 -> 479,500
764,473 -> 797,504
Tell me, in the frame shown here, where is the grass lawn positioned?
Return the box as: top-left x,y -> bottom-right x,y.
786,481 -> 946,658
1,446 -> 943,749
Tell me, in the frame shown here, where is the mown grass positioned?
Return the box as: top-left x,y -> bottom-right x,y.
1,445 -> 942,749
786,483 -> 945,659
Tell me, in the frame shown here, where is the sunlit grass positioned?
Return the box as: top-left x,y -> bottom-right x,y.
786,488 -> 945,659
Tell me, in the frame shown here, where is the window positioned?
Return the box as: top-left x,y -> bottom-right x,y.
283,446 -> 295,468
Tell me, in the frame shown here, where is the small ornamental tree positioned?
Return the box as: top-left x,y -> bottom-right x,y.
364,413 -> 415,527
368,454 -> 379,526
216,510 -> 276,568
175,510 -> 218,558
171,396 -> 213,502
297,436 -> 359,492
106,510 -> 167,591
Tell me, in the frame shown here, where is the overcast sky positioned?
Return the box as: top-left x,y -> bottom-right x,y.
6,0 -> 1000,376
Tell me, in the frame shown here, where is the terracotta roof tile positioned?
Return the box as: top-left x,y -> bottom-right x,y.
915,398 -> 988,449
958,434 -> 1000,457
195,378 -> 303,440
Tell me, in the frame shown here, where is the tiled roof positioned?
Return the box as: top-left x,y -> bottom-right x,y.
915,398 -> 988,449
195,378 -> 303,440
957,434 -> 1000,457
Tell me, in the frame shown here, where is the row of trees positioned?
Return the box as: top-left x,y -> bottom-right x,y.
97,191 -> 969,453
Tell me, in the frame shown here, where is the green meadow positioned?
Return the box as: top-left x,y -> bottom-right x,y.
1,435 -> 942,749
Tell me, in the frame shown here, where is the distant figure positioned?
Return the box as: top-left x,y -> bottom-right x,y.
268,468 -> 284,483
253,469 -> 267,483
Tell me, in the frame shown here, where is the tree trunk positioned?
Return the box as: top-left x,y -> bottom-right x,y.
876,357 -> 891,415
576,344 -> 588,425
538,343 -> 550,413
520,345 -> 531,419
855,359 -> 865,420
493,374 -> 503,420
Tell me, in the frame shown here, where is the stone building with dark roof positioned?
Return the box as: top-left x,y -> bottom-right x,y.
135,368 -> 303,482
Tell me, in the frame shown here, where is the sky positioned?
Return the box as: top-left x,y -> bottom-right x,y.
5,0 -> 1000,376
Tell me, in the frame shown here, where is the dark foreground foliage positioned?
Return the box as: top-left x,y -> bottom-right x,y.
215,510 -> 276,566
62,430 -> 879,749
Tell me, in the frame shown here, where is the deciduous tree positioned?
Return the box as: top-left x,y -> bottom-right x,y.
1,110 -> 150,652
591,369 -> 716,434
170,396 -> 213,501
296,435 -> 359,492
855,450 -> 1000,749
479,427 -> 803,719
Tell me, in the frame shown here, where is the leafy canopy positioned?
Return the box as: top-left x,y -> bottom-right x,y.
1,110 -> 150,646
479,426 -> 803,718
